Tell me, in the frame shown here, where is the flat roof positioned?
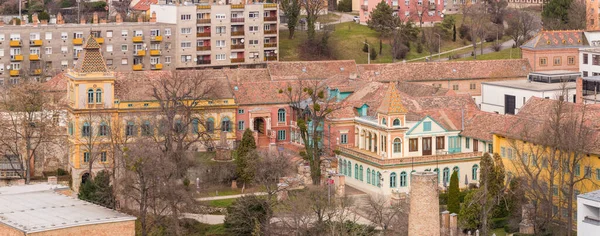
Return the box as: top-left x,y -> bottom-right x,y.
583,76 -> 600,82
579,189 -> 600,202
0,184 -> 136,233
482,79 -> 576,91
529,70 -> 581,76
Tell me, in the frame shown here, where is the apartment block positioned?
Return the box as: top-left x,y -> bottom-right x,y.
150,1 -> 279,68
0,13 -> 177,84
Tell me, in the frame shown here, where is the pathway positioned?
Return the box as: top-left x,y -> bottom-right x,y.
407,39 -> 515,62
195,192 -> 267,201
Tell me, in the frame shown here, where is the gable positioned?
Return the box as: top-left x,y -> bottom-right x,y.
406,116 -> 447,135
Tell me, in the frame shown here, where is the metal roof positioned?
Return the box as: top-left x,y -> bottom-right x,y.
579,189 -> 600,202
0,184 -> 136,233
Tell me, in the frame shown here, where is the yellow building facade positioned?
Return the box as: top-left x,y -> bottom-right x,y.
65,37 -> 237,190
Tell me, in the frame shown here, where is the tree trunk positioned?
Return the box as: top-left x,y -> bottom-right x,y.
307,18 -> 316,41
289,27 -> 295,39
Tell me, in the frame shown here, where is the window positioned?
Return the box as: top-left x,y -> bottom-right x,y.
87,89 -> 94,104
583,53 -> 589,64
347,161 -> 352,177
575,164 -> 581,176
181,28 -> 192,34
124,121 -> 135,136
165,28 -> 172,36
206,118 -> 215,133
470,83 -> 476,90
165,56 -> 172,64
99,122 -> 108,136
583,71 -> 588,77
216,26 -> 226,34
567,56 -> 575,65
238,109 -> 245,114
400,171 -> 407,187
273,129 -> 284,140
390,172 -> 397,188
215,14 -> 226,19
367,168 -> 371,184
594,55 -> 600,66
393,138 -> 402,153
221,117 -> 231,132
466,137 -> 470,149
61,32 -> 68,40
472,164 -> 478,180
553,56 -> 561,66
452,84 -> 459,90
45,47 -> 52,54
121,58 -> 128,65
181,14 -> 191,20
121,44 -> 128,51
359,165 -> 363,181
443,167 -> 450,184
409,138 -> 418,152
423,121 -> 431,131
249,26 -> 259,32
553,186 -> 558,196
105,44 -> 113,52
238,121 -> 245,130
355,164 -> 359,180
181,55 -> 192,62
340,134 -> 348,144
216,40 -> 226,47
45,32 -> 52,40
121,30 -> 128,37
106,31 -> 113,38
508,148 -> 513,159
381,118 -> 387,125
585,166 -> 592,178
374,171 -> 379,187
436,136 -> 445,150
181,42 -> 191,48
393,118 -> 400,126
84,152 -> 90,163
249,39 -> 259,45
96,89 -> 102,103
82,122 -> 91,137
249,11 -> 259,18
540,57 -> 547,66
216,54 -> 226,60
277,108 -> 286,122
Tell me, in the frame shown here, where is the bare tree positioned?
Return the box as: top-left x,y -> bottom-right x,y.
0,79 -> 62,183
462,3 -> 488,59
363,195 -> 408,235
302,0 -> 326,41
506,8 -> 540,47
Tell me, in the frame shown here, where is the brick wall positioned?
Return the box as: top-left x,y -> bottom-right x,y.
522,48 -> 579,72
413,77 -> 525,96
31,220 -> 135,236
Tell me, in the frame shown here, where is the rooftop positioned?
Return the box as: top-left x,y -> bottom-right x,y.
481,79 -> 576,91
521,30 -> 588,49
579,189 -> 600,202
0,184 -> 136,233
529,70 -> 581,76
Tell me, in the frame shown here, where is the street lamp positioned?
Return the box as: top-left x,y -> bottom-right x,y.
363,41 -> 371,64
434,33 -> 441,61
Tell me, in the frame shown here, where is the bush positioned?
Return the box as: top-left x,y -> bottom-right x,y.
504,223 -> 519,233
459,24 -> 471,41
393,44 -> 409,60
362,40 -> 369,53
38,11 -> 50,21
485,26 -> 504,42
490,217 -> 509,229
337,0 -> 352,12
416,42 -> 423,53
369,48 -> 377,60
224,195 -> 271,235
492,43 -> 502,52
439,192 -> 448,205
57,168 -> 68,176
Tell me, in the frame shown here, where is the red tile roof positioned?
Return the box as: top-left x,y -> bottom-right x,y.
131,0 -> 157,11
521,30 -> 588,49
267,60 -> 359,80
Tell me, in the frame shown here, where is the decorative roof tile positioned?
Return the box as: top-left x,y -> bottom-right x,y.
73,36 -> 109,73
377,82 -> 407,114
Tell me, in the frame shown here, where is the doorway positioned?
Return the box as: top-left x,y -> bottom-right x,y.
253,117 -> 265,134
422,137 -> 432,155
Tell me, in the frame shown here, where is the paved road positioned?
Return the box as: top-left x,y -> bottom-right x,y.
434,39 -> 516,62
195,192 -> 267,201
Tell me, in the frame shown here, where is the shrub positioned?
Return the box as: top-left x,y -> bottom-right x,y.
439,192 -> 448,205
490,217 -> 509,229
362,39 -> 369,53
393,44 -> 409,60
485,26 -> 504,42
224,195 -> 271,235
369,48 -> 377,60
57,168 -> 68,176
416,42 -> 423,53
38,11 -> 50,21
337,0 -> 352,12
504,223 -> 519,233
492,43 -> 502,52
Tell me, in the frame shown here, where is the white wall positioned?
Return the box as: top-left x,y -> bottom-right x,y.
580,50 -> 600,77
481,83 -> 576,115
577,196 -> 600,236
150,5 -> 179,24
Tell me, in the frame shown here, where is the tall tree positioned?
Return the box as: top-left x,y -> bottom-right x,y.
484,0 -> 508,24
78,170 -> 115,209
506,8 -> 540,47
367,1 -> 398,37
542,0 -> 572,28
303,0 -> 327,41
463,3 -> 489,59
235,128 -> 258,192
448,170 -> 460,214
281,0 -> 301,39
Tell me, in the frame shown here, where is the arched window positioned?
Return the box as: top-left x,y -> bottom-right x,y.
367,168 -> 371,184
453,166 -> 459,180
393,138 -> 402,153
390,172 -> 397,188
206,118 -> 215,133
355,164 -> 359,180
381,118 -> 387,125
68,122 -> 74,135
126,121 -> 136,136
472,164 -> 479,180
434,168 -> 440,184
192,118 -> 199,134
359,165 -> 363,181
443,167 -> 450,184
393,118 -> 400,126
342,160 -> 346,175
278,108 -> 286,122
95,89 -> 102,104
221,117 -> 231,132
99,121 -> 108,136
400,171 -> 407,187
372,171 -> 377,186
82,122 -> 91,137
339,159 -> 343,173
87,89 -> 94,104
347,160 -> 352,177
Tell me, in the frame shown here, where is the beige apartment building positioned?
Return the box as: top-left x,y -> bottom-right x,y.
150,1 -> 279,68
0,1 -> 279,84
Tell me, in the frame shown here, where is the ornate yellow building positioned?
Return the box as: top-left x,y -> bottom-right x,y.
63,36 -> 237,190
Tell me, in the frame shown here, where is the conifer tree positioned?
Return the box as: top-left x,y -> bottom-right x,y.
448,170 -> 460,214
235,129 -> 258,192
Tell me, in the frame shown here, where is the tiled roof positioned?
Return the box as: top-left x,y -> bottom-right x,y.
230,80 -> 310,105
377,82 -> 407,114
73,36 -> 109,73
521,30 -> 588,49
131,0 -> 157,11
267,60 -> 359,80
461,111 -> 517,142
357,59 -> 531,82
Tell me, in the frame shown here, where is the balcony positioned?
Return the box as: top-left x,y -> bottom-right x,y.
231,58 -> 245,63
150,50 -> 161,56
264,55 -> 277,61
231,18 -> 245,23
132,36 -> 144,43
231,4 -> 244,9
151,64 -> 163,70
197,60 -> 211,65
72,38 -> 83,45
29,54 -> 40,61
264,3 -> 277,8
231,44 -> 245,50
132,64 -> 143,71
197,19 -> 211,24
231,31 -> 245,36
30,40 -> 43,46
151,36 -> 163,41
264,30 -> 277,35
264,43 -> 277,48
337,146 -> 483,168
197,46 -> 211,51
197,5 -> 211,9
31,69 -> 42,75
197,32 -> 211,37
9,70 -> 19,76
135,50 -> 146,56
10,40 -> 22,47
265,16 -> 277,22
95,38 -> 104,44
11,55 -> 23,61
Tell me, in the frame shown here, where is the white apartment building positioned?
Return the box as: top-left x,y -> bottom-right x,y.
577,189 -> 600,236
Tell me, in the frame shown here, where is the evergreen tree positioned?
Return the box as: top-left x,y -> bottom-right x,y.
281,0 -> 301,39
78,170 -> 115,209
453,24 -> 457,42
448,170 -> 460,214
235,129 -> 258,192
379,39 -> 383,54
367,1 -> 398,36
362,39 -> 369,53
369,48 -> 377,60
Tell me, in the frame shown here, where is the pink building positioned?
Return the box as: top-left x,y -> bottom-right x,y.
359,0 -> 444,26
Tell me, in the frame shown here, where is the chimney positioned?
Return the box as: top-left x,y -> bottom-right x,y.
576,77 -> 583,104
449,213 -> 458,236
150,11 -> 157,23
80,17 -> 86,25
116,13 -> 123,24
137,15 -> 144,23
32,13 -> 38,27
93,12 -> 98,24
57,12 -> 64,25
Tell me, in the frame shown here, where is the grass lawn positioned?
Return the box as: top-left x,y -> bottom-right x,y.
490,228 -> 507,236
457,47 -> 522,61
206,198 -> 237,208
